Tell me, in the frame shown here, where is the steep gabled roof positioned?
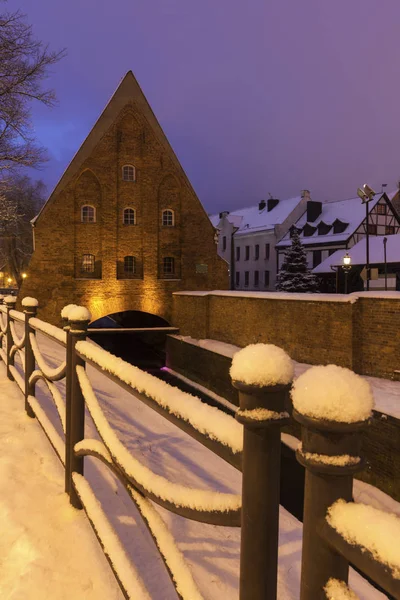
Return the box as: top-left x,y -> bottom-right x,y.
34,71 -> 200,225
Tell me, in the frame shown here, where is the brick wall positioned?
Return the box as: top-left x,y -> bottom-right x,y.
172,292 -> 400,378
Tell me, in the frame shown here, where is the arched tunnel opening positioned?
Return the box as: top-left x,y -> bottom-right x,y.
88,310 -> 175,371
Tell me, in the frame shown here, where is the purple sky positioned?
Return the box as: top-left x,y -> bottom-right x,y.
8,0 -> 400,212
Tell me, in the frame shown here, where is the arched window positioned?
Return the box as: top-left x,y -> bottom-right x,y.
163,257 -> 175,274
122,165 -> 136,182
162,209 -> 174,227
82,254 -> 95,272
81,205 -> 96,223
123,208 -> 136,225
124,256 -> 136,273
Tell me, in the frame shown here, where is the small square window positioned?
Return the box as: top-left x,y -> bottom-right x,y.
162,210 -> 174,226
81,205 -> 96,223
123,208 -> 135,225
122,165 -> 136,181
385,225 -> 395,235
376,204 -> 387,215
254,270 -> 259,287
368,223 -> 377,235
124,256 -> 135,273
163,257 -> 175,274
82,254 -> 95,273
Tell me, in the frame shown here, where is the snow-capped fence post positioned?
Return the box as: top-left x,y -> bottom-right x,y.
291,365 -> 373,600
231,344 -> 294,600
61,304 -> 77,495
22,298 -> 38,418
66,307 -> 90,509
5,296 -> 17,380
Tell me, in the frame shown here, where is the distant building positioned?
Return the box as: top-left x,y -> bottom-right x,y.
314,234 -> 400,291
210,192 -> 308,290
20,72 -> 228,324
276,193 -> 400,287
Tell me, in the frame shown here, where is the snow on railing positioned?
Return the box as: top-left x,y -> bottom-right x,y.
76,340 -> 243,454
29,317 -> 67,346
30,333 -> 66,381
76,365 -> 241,514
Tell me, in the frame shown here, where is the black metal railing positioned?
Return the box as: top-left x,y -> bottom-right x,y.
0,294 -> 399,600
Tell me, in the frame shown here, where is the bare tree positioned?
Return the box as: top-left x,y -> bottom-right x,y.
0,4 -> 65,173
0,175 -> 45,286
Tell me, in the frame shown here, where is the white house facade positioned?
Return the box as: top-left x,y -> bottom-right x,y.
210,192 -> 308,290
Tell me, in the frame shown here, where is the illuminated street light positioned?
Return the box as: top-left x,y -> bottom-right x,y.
342,253 -> 352,294
22,273 -> 27,279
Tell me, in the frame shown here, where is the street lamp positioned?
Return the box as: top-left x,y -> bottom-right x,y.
357,184 -> 376,291
22,273 -> 27,280
383,237 -> 387,291
342,252 -> 352,294
7,277 -> 12,287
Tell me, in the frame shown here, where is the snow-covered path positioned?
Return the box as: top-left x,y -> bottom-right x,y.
0,362 -> 122,600
0,331 -> 395,598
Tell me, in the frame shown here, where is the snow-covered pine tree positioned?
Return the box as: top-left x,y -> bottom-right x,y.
276,228 -> 319,292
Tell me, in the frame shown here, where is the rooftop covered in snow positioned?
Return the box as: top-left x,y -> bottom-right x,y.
209,195 -> 304,235
277,194 -> 385,248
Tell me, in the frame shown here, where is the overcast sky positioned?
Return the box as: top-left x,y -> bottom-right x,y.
7,0 -> 400,212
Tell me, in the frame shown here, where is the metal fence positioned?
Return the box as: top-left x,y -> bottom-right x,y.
0,295 -> 398,600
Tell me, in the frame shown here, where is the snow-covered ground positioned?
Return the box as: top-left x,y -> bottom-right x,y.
0,329 -> 397,598
175,336 -> 400,420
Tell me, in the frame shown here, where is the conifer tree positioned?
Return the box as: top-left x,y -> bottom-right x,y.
276,228 -> 319,292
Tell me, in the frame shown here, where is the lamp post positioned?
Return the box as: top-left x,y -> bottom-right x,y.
357,184 -> 376,291
383,237 -> 387,291
342,252 -> 352,294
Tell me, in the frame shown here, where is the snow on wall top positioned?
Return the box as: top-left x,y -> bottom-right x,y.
174,289 -> 400,302
230,344 -> 294,386
324,578 -> 360,600
209,195 -> 303,234
313,234 -> 400,273
291,365 -> 374,423
277,195 -> 382,247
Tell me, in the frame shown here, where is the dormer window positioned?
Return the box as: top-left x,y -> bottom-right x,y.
333,219 -> 349,234
162,209 -> 174,226
317,221 -> 332,236
303,223 -> 317,237
123,208 -> 136,225
81,205 -> 96,223
122,165 -> 136,182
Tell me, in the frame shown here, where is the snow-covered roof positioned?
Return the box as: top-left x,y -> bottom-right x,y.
209,195 -> 303,235
313,234 -> 400,273
277,195 -> 383,248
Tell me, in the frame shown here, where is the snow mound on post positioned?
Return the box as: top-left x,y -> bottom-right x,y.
60,304 -> 79,319
67,306 -> 91,322
291,365 -> 373,423
324,578 -> 360,599
4,295 -> 17,303
230,343 -> 293,386
22,297 -> 38,307
327,500 -> 400,579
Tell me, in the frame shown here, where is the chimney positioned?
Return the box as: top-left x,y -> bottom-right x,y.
306,200 -> 322,222
258,200 -> 266,211
219,211 -> 230,219
267,198 -> 279,212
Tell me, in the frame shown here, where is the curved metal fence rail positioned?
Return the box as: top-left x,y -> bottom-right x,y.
0,297 -> 398,600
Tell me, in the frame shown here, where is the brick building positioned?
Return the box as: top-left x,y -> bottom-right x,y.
20,72 -> 228,324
